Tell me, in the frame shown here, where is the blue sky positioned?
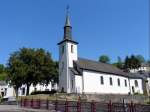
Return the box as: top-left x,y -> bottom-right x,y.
0,0 -> 149,64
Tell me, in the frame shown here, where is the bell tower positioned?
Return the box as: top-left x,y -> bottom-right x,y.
58,7 -> 78,93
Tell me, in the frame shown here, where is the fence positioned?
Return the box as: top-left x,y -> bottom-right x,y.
20,98 -> 150,112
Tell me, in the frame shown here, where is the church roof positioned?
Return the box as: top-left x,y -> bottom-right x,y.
74,58 -> 128,77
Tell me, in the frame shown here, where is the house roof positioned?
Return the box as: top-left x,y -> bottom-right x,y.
141,63 -> 150,67
74,58 -> 128,77
0,81 -> 6,86
128,73 -> 149,80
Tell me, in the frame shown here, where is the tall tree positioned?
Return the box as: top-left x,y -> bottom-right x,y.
136,55 -> 145,63
112,56 -> 123,69
0,64 -> 5,73
99,55 -> 110,63
7,48 -> 58,95
0,64 -> 7,81
123,55 -> 141,72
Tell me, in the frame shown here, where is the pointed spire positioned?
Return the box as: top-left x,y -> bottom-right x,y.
65,5 -> 71,27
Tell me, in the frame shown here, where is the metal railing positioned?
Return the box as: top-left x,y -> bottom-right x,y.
20,98 -> 150,112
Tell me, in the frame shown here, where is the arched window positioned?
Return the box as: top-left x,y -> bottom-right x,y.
110,77 -> 113,85
135,80 -> 138,87
117,78 -> 120,86
124,79 -> 127,87
100,76 -> 104,85
62,45 -> 64,54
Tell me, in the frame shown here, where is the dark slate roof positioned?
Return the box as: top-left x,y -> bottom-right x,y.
74,58 -> 128,77
57,39 -> 78,45
128,73 -> 148,80
70,68 -> 79,75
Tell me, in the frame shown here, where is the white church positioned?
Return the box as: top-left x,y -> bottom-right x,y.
58,13 -> 150,95
0,12 -> 150,99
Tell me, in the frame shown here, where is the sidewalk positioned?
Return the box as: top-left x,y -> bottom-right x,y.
0,105 -> 55,112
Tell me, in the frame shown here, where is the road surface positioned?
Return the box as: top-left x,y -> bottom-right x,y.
0,105 -> 53,112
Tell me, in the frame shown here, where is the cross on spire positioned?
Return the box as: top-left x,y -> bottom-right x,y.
65,5 -> 71,27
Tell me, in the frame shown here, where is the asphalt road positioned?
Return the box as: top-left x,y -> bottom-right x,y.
0,105 -> 53,112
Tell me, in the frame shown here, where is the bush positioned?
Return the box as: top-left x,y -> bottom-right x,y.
30,90 -> 57,95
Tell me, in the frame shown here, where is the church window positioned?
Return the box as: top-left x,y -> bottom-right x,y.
62,45 -> 64,54
109,77 -> 113,85
71,45 -> 73,53
100,76 -> 104,85
135,80 -> 138,87
117,78 -> 120,86
125,80 -> 127,87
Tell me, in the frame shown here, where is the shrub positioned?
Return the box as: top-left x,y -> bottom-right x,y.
30,90 -> 57,95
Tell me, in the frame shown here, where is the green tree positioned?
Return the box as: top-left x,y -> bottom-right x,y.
7,48 -> 58,96
99,55 -> 110,63
0,64 -> 5,73
124,55 -> 141,72
112,56 -> 123,69
0,64 -> 7,81
136,55 -> 145,63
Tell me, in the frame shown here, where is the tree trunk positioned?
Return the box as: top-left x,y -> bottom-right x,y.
15,87 -> 18,98
26,83 -> 30,96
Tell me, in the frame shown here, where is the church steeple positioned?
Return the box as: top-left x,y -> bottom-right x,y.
65,14 -> 71,27
64,7 -> 72,40
58,6 -> 78,45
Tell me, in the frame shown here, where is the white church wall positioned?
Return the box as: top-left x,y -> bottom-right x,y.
83,70 -> 130,94
67,42 -> 78,67
59,43 -> 68,92
58,42 -> 78,93
75,75 -> 82,93
129,79 -> 143,94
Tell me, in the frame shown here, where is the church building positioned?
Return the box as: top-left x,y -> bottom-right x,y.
58,13 -> 148,95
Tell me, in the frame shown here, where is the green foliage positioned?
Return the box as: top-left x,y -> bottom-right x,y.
112,56 -> 123,69
99,55 -> 110,63
136,55 -> 145,63
0,64 -> 7,81
0,73 -> 7,81
124,55 -> 141,71
7,48 -> 58,96
0,64 -> 5,73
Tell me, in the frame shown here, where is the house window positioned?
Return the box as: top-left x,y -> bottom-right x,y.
135,80 -> 138,87
117,78 -> 120,86
4,88 -> 7,96
34,87 -> 37,92
109,77 -> 113,85
71,45 -> 73,53
124,79 -> 127,87
100,76 -> 104,85
132,86 -> 135,93
22,88 -> 25,95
